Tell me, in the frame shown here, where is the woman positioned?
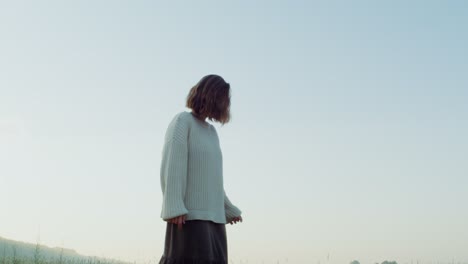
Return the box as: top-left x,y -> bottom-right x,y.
159,74 -> 243,264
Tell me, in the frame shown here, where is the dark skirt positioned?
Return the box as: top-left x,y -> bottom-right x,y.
159,220 -> 228,264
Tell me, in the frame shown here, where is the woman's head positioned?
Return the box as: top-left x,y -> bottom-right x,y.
186,74 -> 231,125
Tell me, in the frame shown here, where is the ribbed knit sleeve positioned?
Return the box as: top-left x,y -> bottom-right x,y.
160,114 -> 189,220
224,189 -> 242,222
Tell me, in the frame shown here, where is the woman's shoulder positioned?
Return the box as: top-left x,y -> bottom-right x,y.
169,111 -> 192,123
165,111 -> 191,137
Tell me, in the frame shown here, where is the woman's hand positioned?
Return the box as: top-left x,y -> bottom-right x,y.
228,215 -> 243,225
166,214 -> 187,230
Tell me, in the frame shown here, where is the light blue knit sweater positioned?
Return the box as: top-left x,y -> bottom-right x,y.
160,111 -> 242,224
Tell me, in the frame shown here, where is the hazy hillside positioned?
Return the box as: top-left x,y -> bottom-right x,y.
0,236 -> 130,264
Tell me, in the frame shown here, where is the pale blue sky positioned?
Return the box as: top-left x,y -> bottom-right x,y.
1,1 -> 467,263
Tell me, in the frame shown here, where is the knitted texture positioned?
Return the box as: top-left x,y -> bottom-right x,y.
160,111 -> 242,224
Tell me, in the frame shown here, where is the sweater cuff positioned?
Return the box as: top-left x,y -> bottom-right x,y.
161,203 -> 189,220
225,206 -> 242,222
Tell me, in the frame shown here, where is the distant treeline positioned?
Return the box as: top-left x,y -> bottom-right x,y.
0,236 -> 129,264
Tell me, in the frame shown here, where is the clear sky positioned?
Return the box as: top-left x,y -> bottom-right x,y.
1,1 -> 467,263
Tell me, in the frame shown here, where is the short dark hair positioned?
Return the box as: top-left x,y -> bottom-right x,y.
186,74 -> 231,125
